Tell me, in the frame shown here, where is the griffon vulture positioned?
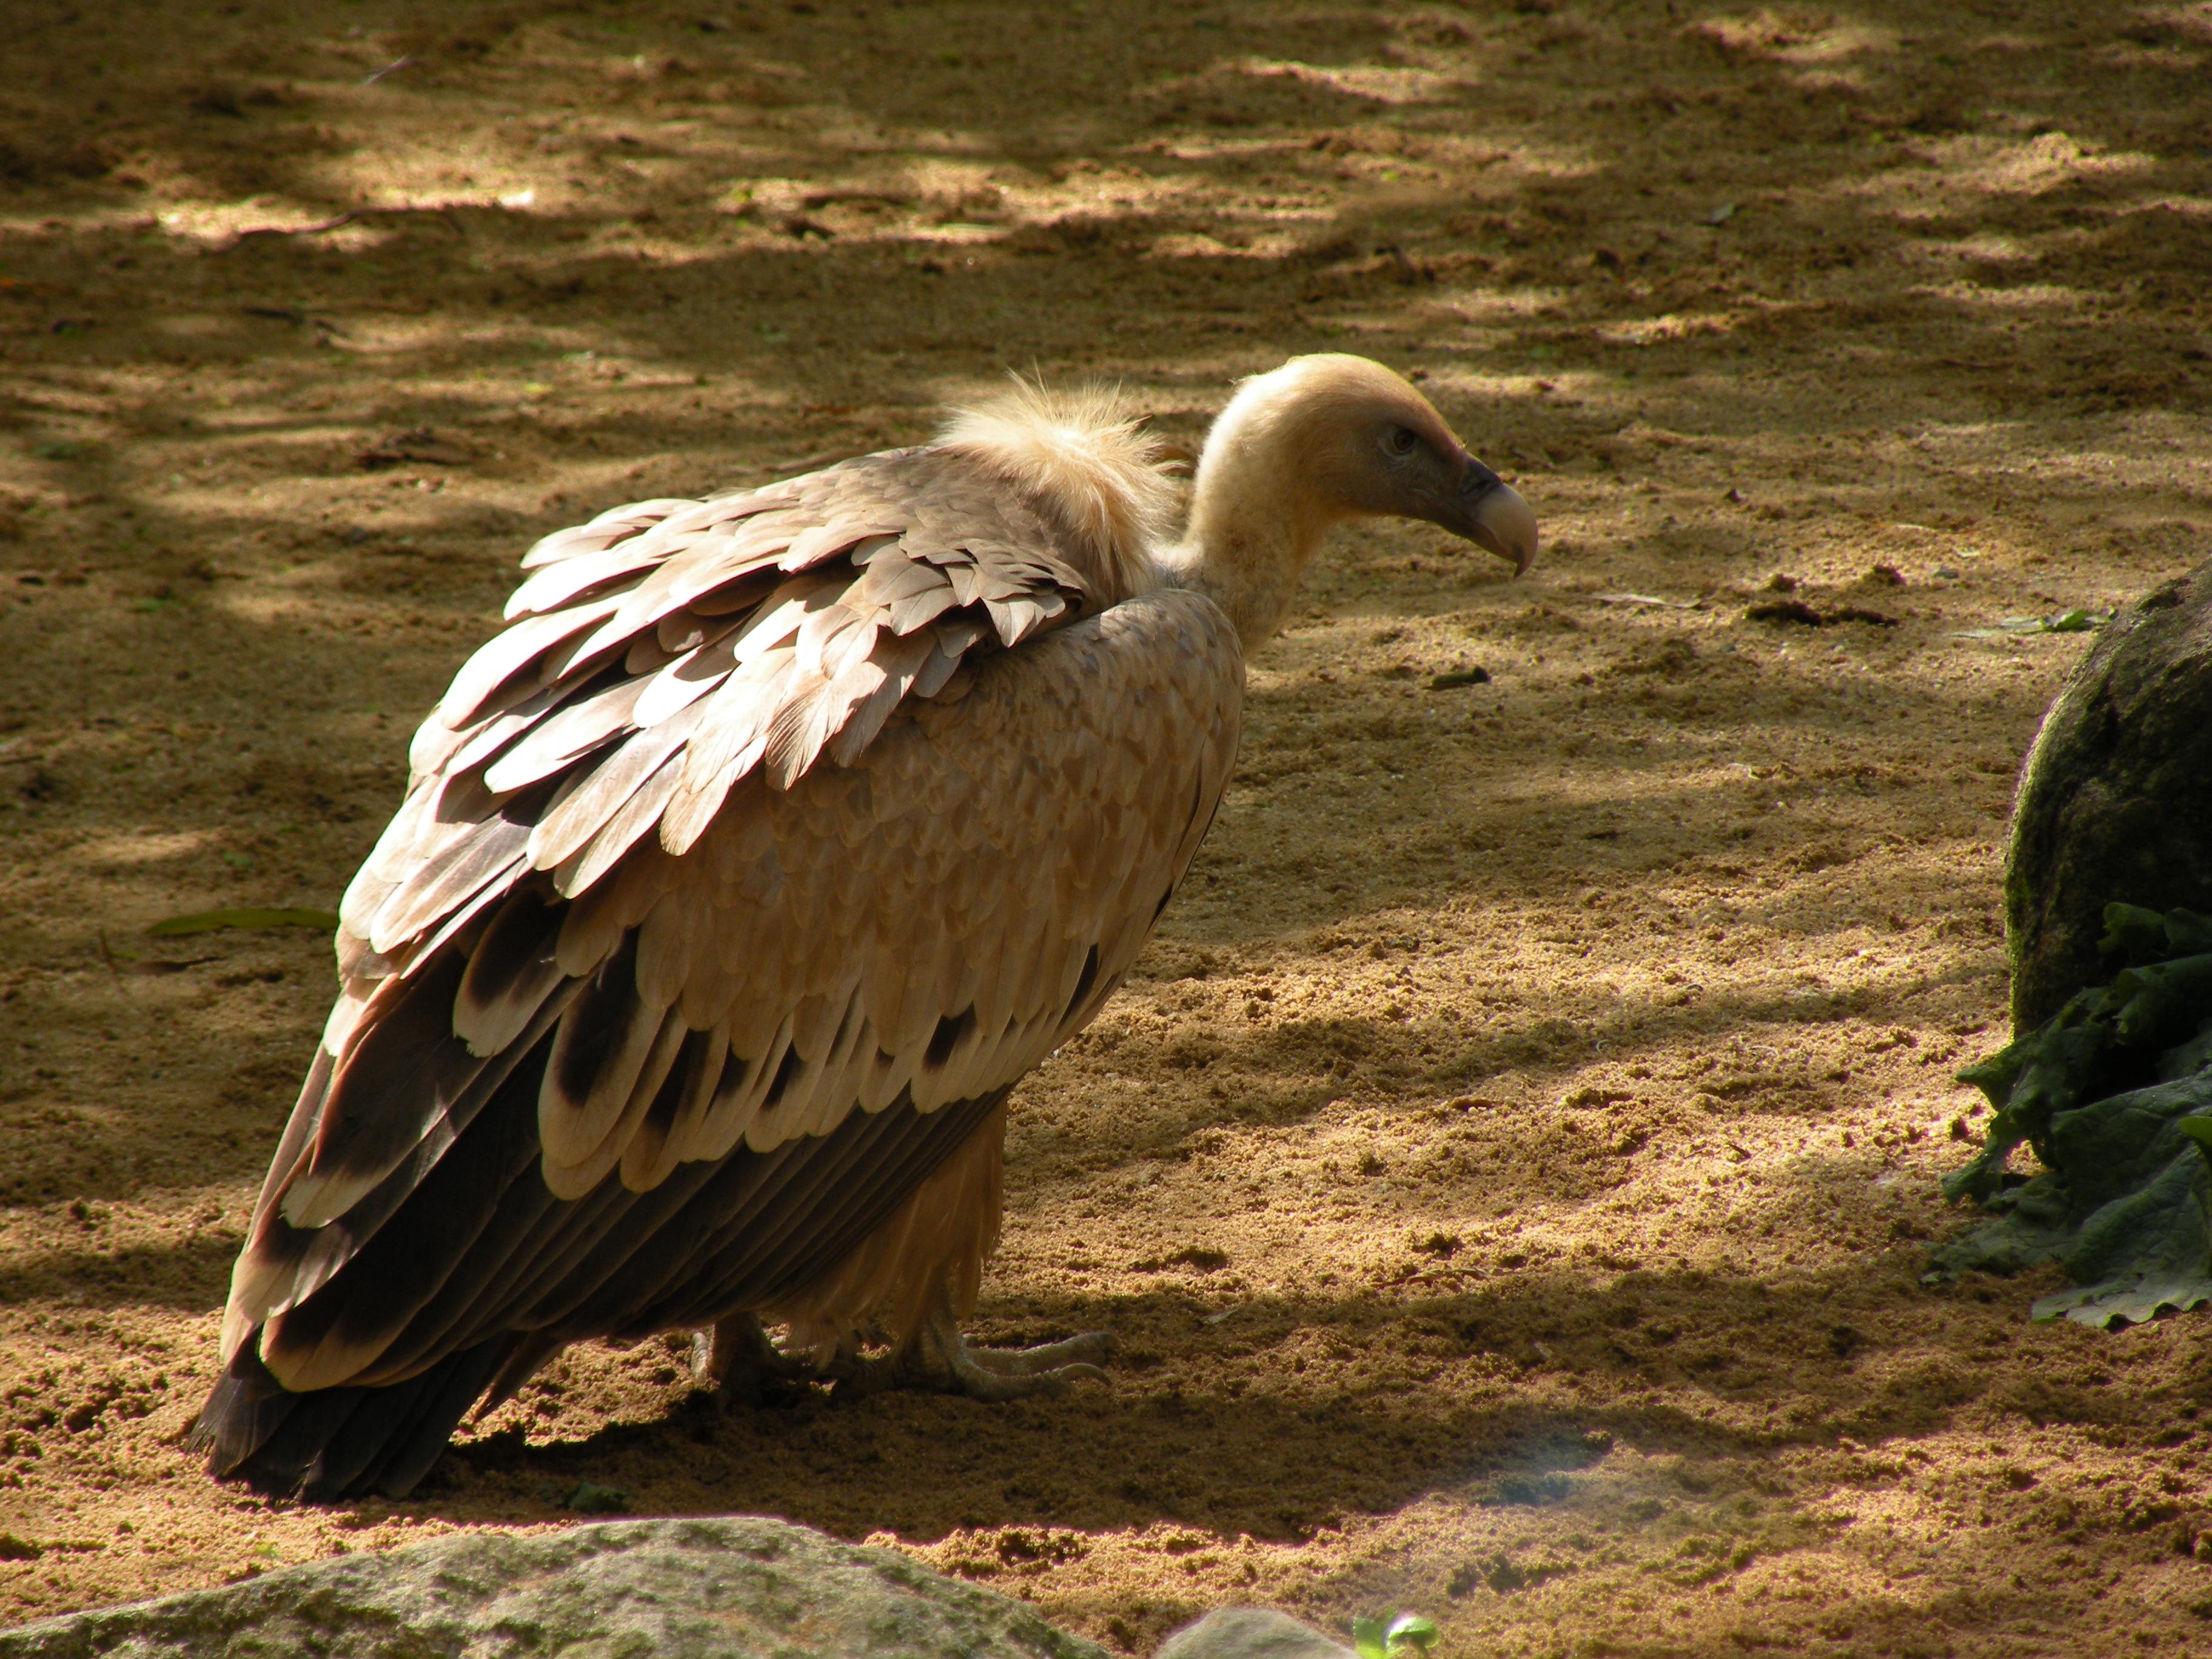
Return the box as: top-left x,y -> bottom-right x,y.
193,352 -> 1538,1497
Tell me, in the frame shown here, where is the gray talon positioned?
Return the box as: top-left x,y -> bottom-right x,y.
962,1330 -> 1116,1376
693,1299 -> 1114,1405
697,1314 -> 816,1408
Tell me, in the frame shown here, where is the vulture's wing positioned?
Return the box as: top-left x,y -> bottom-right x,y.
200,444 -> 1241,1489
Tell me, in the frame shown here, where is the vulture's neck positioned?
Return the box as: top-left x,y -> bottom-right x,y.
1159,393 -> 1336,649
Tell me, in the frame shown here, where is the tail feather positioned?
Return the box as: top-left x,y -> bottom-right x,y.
190,1026 -> 1018,1502
189,1341 -> 293,1479
230,1381 -> 377,1496
329,1336 -> 512,1499
195,1335 -> 513,1499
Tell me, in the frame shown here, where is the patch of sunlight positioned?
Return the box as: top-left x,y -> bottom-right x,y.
155,423 -> 362,457
1235,57 -> 1474,105
1147,229 -> 1323,261
1416,370 -> 1574,405
1843,132 -> 2156,217
71,831 -> 213,867
1689,10 -> 1902,62
1938,232 -> 2030,262
0,205 -> 170,239
1595,311 -> 1746,347
2133,192 -> 2212,218
733,170 -> 913,218
1230,227 -> 1340,259
145,199 -> 382,252
1155,132 -> 1333,164
1437,286 -> 1578,325
1920,281 -> 2097,312
1781,67 -> 1878,93
1946,130 -> 2158,192
719,156 -> 1260,251
905,221 -> 1006,245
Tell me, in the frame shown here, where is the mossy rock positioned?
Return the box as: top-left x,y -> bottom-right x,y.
2008,560 -> 2212,1031
0,1517 -> 1110,1659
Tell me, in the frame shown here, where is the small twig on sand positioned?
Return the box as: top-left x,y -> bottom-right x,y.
361,56 -> 421,86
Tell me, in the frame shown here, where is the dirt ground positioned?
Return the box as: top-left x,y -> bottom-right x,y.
2,1 -> 2210,1653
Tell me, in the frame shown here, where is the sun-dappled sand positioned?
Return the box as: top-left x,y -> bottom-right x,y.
2,2 -> 2208,1654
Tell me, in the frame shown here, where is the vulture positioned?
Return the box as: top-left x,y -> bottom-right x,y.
193,352 -> 1538,1498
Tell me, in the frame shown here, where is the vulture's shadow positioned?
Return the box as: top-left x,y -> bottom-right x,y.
346,1243 -> 2018,1549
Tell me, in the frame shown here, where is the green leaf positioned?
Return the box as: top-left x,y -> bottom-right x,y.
2031,608 -> 2105,634
1386,1612 -> 1440,1652
1352,1617 -> 1390,1659
2031,1275 -> 2212,1328
1995,608 -> 2113,635
2059,1134 -> 2211,1284
1937,1105 -> 2026,1207
146,907 -> 340,937
1934,906 -> 2212,1325
2100,902 -> 2177,963
1955,1047 -> 2024,1112
2108,956 -> 2212,1049
2146,907 -> 2212,959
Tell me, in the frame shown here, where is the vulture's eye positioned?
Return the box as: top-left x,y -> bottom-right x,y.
1385,426 -> 1419,457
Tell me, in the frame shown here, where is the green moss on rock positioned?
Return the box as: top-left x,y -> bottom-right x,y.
0,1517 -> 1111,1659
2008,561 -> 2212,1031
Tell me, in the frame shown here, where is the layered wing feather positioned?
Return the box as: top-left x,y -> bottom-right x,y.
213,444 -> 1241,1407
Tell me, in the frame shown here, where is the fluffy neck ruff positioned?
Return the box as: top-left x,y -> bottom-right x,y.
1162,357 -> 1362,646
939,380 -> 1175,605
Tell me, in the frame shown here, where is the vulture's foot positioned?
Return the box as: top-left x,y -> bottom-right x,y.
834,1303 -> 1114,1403
917,1321 -> 1116,1402
693,1315 -> 816,1409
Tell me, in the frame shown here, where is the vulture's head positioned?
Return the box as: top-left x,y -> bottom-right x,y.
1193,353 -> 1539,578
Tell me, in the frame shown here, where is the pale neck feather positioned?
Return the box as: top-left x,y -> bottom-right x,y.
938,381 -> 1174,606
1158,372 -> 1344,646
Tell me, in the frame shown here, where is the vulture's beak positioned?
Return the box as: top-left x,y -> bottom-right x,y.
1453,458 -> 1540,575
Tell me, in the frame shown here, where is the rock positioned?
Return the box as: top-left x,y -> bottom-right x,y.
0,1516 -> 1110,1659
2007,560 -> 2212,1031
1156,1607 -> 1359,1659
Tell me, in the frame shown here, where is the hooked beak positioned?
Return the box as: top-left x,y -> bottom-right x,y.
1454,459 -> 1539,575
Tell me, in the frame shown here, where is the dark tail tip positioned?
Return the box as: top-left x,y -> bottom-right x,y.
193,1333 -> 515,1500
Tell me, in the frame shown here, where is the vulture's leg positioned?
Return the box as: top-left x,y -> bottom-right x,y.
915,1322 -> 1115,1399
693,1313 -> 816,1407
830,1285 -> 1112,1401
957,1329 -> 1118,1377
774,1100 -> 1110,1401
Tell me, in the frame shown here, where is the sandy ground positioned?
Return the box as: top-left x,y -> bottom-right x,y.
2,1 -> 2211,1653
